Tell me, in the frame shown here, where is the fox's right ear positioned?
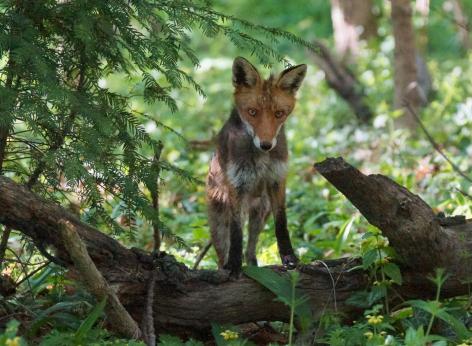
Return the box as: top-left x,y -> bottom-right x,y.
277,64 -> 307,94
232,57 -> 260,88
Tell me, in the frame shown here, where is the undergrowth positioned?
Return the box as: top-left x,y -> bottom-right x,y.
1,0 -> 472,345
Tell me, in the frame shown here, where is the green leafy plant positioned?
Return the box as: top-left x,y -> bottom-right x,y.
74,298 -> 106,343
39,298 -> 145,346
210,324 -> 255,346
2,1 -> 472,344
157,334 -> 203,346
347,228 -> 401,312
0,320 -> 26,346
243,266 -> 312,345
406,269 -> 471,343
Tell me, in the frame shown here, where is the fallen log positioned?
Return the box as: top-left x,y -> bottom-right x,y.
0,157 -> 471,338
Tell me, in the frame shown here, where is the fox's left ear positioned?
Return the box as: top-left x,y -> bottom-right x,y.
277,64 -> 307,93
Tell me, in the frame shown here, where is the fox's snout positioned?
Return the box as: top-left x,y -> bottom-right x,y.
259,140 -> 274,151
253,135 -> 276,152
242,119 -> 278,151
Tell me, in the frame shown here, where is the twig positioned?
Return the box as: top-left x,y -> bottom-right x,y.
59,220 -> 141,339
455,187 -> 472,201
142,269 -> 157,346
404,101 -> 472,185
6,247 -> 33,295
15,261 -> 51,287
309,40 -> 372,123
141,142 -> 163,346
193,240 -> 212,270
313,260 -> 338,313
0,258 -> 49,266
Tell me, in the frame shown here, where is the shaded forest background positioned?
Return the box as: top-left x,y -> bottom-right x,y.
0,0 -> 472,345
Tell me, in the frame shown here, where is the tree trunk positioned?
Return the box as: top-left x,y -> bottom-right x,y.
330,0 -> 377,61
450,0 -> 471,51
391,0 -> 425,129
1,159 -> 471,338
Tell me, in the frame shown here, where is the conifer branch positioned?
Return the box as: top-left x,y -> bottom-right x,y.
26,58 -> 86,189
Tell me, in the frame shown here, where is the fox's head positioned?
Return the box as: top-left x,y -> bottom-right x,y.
232,57 -> 307,152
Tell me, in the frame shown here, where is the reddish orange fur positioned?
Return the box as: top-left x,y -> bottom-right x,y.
206,57 -> 307,275
234,77 -> 296,144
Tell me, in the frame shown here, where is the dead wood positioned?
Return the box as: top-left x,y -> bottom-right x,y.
59,220 -> 141,339
314,157 -> 472,278
1,157 -> 472,337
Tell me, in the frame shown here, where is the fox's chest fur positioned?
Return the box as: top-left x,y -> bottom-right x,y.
212,109 -> 289,196
226,155 -> 287,192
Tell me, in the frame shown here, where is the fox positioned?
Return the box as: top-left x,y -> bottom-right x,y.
206,56 -> 307,277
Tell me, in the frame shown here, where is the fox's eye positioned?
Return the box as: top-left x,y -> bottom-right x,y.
248,108 -> 257,117
275,110 -> 285,118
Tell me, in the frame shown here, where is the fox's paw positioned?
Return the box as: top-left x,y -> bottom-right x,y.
281,254 -> 299,270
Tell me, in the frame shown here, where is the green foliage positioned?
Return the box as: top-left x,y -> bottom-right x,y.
243,266 -> 312,336
0,320 -> 26,346
40,329 -> 145,346
158,334 -> 203,346
0,0 -> 314,245
210,324 -> 255,346
322,270 -> 472,346
2,0 -> 472,345
406,269 -> 471,342
74,298 -> 106,343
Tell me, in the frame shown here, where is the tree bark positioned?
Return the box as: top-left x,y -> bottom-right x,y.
450,0 -> 471,51
314,157 -> 472,278
330,0 -> 377,61
391,0 -> 425,129
1,159 -> 471,338
59,220 -> 141,339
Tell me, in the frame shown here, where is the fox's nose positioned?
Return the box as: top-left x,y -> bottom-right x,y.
260,141 -> 273,151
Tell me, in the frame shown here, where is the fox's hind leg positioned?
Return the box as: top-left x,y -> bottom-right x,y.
208,199 -> 231,269
207,155 -> 233,269
246,196 -> 270,266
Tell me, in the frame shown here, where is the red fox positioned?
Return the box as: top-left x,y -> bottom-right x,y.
206,57 -> 307,276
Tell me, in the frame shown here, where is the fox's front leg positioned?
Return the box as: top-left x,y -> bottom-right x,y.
268,180 -> 298,269
223,192 -> 243,277
224,215 -> 243,277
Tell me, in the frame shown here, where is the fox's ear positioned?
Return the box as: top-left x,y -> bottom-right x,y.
232,57 -> 261,88
277,64 -> 307,93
